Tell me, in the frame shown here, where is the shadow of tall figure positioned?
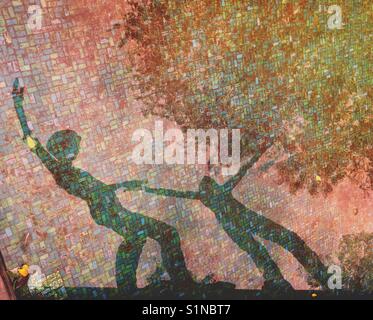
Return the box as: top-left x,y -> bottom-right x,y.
146,151 -> 330,290
11,79 -> 194,295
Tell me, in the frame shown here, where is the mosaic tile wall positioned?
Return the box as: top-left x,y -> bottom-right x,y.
0,1 -> 372,297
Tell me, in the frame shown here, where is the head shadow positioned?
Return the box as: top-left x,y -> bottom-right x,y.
46,130 -> 82,163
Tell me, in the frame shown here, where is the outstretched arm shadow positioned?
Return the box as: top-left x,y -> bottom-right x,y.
111,180 -> 147,192
145,186 -> 200,200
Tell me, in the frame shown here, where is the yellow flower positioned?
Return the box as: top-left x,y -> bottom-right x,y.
18,264 -> 29,277
315,175 -> 322,182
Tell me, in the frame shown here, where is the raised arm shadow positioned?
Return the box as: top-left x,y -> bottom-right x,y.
223,141 -> 274,191
12,78 -> 60,174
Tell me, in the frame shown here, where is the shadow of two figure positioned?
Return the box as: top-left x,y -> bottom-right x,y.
30,129 -> 330,295
13,82 -> 329,295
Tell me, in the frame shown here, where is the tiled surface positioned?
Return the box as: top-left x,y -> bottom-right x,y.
0,1 -> 372,297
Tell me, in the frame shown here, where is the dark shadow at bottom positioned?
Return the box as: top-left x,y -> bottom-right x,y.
16,282 -> 372,300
